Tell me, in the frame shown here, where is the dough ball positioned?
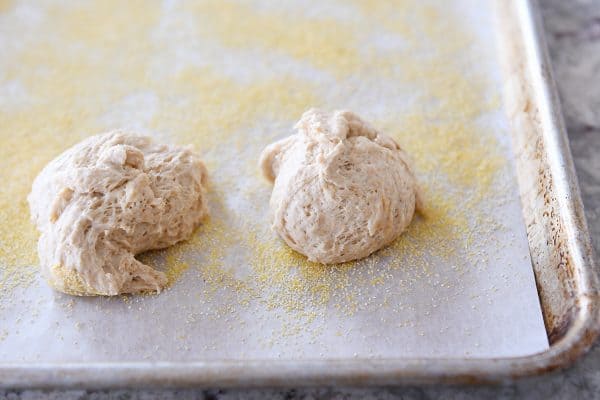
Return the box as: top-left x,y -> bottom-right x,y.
28,131 -> 209,296
260,109 -> 421,264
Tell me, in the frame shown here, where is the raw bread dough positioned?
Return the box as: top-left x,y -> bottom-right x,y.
260,109 -> 421,264
28,131 -> 209,296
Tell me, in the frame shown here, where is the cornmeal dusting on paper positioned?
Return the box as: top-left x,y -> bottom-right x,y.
1,0 -> 510,344
151,68 -> 318,153
187,1 -> 363,76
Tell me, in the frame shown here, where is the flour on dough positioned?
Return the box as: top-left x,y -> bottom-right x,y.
260,109 -> 421,264
28,131 -> 209,296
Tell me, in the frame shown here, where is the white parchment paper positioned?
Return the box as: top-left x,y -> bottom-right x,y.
0,0 -> 549,363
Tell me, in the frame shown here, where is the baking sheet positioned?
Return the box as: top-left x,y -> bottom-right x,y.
0,0 -> 548,363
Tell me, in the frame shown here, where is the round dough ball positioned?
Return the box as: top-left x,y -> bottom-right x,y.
28,131 -> 209,295
260,109 -> 421,264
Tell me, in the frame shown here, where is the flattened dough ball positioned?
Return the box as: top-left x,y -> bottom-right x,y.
260,109 -> 421,264
28,131 -> 209,296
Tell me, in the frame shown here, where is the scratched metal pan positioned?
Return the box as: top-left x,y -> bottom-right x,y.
1,0 -> 599,387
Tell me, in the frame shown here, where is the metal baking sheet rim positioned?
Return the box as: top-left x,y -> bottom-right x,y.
1,0 -> 598,388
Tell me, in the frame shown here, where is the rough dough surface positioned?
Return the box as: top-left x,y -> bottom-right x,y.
28,131 -> 209,296
260,109 -> 421,264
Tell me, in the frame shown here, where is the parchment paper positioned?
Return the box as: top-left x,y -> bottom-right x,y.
0,0 -> 548,363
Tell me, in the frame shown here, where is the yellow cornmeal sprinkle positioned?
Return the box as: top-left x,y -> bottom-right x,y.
1,0 -> 510,343
48,265 -> 100,297
164,258 -> 189,288
151,68 -> 318,152
0,0 -> 12,13
187,1 -> 363,76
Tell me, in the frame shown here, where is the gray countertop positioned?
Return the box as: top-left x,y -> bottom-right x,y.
2,0 -> 600,398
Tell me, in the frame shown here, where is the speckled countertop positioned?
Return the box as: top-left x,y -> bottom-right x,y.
2,0 -> 600,398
